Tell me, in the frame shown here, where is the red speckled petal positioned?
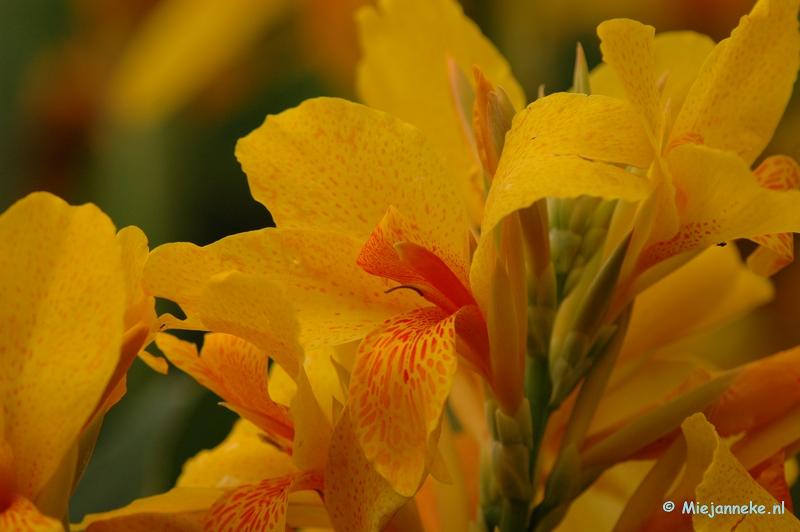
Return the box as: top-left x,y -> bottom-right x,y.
350,307 -> 458,496
637,144 -> 800,273
670,0 -> 800,165
0,494 -> 61,532
203,472 -> 323,532
597,19 -> 662,147
144,228 -> 419,349
357,206 -> 472,314
325,407 -> 408,531
157,333 -> 295,446
0,192 -> 125,500
235,98 -> 468,260
748,156 -> 800,276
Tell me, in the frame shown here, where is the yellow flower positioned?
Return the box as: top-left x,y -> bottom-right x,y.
0,192 -> 154,530
75,331 -> 424,532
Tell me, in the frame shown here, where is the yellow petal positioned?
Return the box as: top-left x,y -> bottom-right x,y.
325,407 -> 408,531
0,192 -> 125,500
678,414 -> 800,531
619,244 -> 773,365
75,487 -> 224,531
178,419 -> 297,490
349,307 -> 457,497
198,272 -> 304,379
84,512 -> 204,532
117,226 -> 153,331
670,0 -> 800,165
485,93 -> 653,237
144,228 -> 418,348
235,98 -> 468,257
203,472 -> 324,532
748,155 -> 800,276
356,0 -> 526,224
0,494 -> 62,532
591,31 -> 716,126
105,0 -> 293,126
289,367 -> 332,472
597,19 -> 662,147
638,144 -> 800,271
157,333 -> 295,445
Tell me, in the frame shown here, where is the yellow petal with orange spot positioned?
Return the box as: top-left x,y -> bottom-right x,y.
591,31 -> 715,126
106,0 -> 293,126
143,228 -> 419,348
203,471 -> 324,532
678,414 -> 800,531
349,307 -> 458,497
639,144 -> 800,271
597,19 -> 662,147
484,93 -> 653,237
235,98 -> 468,260
619,244 -> 773,365
158,333 -> 295,447
0,192 -> 125,500
74,487 -> 224,531
670,0 -> 800,165
197,272 -> 304,379
0,494 -> 62,532
748,155 -> 800,276
325,407 -> 409,531
177,419 -> 297,490
356,0 -> 525,225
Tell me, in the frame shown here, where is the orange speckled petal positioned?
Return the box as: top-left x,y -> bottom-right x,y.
75,488 -> 225,531
708,346 -> 800,437
157,333 -> 295,444
0,192 -> 125,500
178,419 -> 297,490
485,93 -> 653,236
117,226 -> 153,330
235,98 -> 468,253
357,206 -> 471,314
197,272 -> 304,379
144,228 -> 419,348
591,31 -> 715,125
356,0 -> 526,225
0,494 -> 62,532
325,407 -> 409,532
350,307 -> 457,497
670,0 -> 800,165
597,19 -> 662,147
679,414 -> 800,531
748,156 -> 800,276
203,471 -> 323,532
619,244 -> 773,365
638,144 -> 800,272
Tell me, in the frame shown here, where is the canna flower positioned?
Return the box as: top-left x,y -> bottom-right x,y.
0,192 -> 155,530
76,329 -> 426,532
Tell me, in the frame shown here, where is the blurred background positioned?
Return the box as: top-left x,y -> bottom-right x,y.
1,0 -> 799,521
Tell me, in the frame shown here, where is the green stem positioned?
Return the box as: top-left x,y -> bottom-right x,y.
525,353 -> 551,482
500,498 -> 530,532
